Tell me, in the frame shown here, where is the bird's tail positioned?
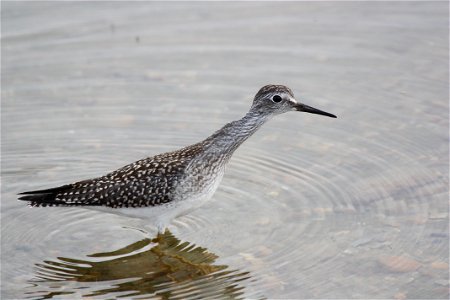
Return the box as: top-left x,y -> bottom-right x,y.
18,184 -> 74,207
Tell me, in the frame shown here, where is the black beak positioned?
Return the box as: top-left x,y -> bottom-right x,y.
294,103 -> 337,118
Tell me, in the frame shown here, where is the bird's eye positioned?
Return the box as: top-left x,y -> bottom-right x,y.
272,95 -> 282,103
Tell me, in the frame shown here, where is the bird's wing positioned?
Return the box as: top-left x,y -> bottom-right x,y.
18,144 -> 204,208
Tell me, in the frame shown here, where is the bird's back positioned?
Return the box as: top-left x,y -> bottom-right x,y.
19,142 -> 206,208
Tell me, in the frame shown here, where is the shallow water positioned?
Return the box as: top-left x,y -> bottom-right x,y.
2,2 -> 448,299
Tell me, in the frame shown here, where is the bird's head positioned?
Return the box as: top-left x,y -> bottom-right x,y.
250,84 -> 336,118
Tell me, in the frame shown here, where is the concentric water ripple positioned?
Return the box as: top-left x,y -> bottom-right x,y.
3,2 -> 448,299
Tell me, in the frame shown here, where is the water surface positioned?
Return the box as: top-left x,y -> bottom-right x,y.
2,2 -> 448,299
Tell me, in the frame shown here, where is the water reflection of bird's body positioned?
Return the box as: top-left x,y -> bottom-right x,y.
18,85 -> 336,232
27,230 -> 255,299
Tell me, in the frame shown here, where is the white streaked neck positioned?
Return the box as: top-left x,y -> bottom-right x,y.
203,110 -> 271,157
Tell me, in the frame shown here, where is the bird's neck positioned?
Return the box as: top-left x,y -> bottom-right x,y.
203,110 -> 270,158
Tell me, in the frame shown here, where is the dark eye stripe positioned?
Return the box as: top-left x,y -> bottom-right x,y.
272,95 -> 282,103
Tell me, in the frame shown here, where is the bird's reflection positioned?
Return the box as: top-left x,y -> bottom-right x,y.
26,230 -> 256,299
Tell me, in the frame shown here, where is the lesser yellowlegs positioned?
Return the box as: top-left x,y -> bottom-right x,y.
19,85 -> 336,232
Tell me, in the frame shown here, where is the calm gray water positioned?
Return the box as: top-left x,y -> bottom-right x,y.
2,2 -> 448,299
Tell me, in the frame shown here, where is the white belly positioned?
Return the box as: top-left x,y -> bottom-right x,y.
87,169 -> 225,232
